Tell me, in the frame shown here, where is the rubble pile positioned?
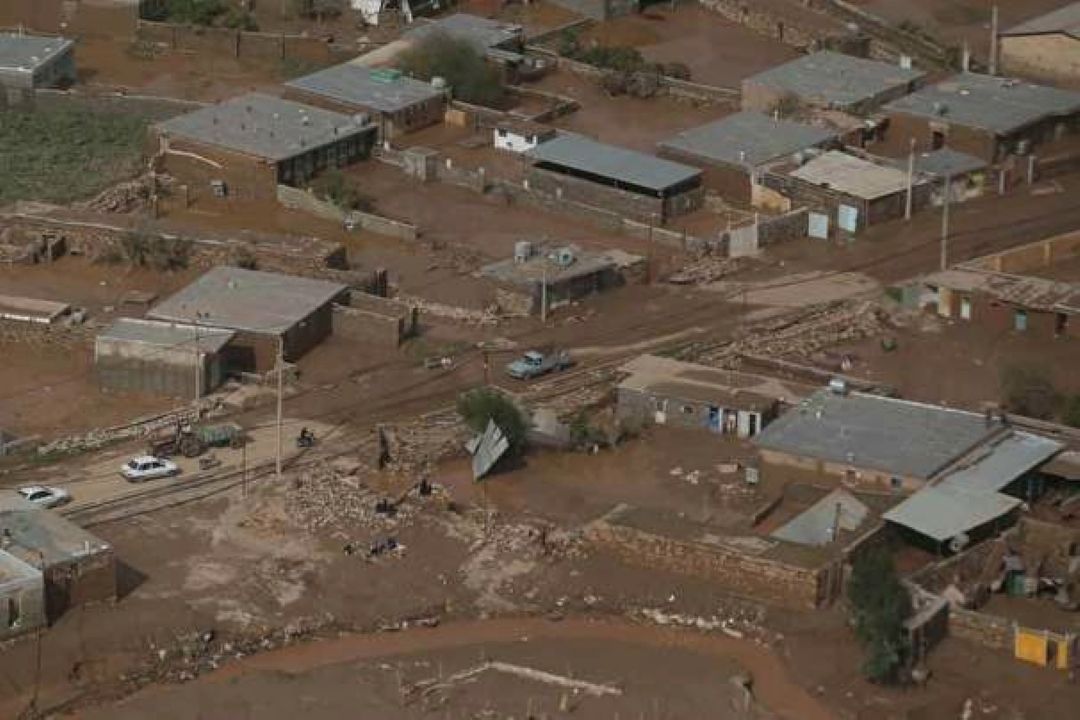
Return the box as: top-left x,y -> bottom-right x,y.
691,300 -> 890,367
0,318 -> 94,347
382,413 -> 471,480
666,256 -> 747,285
397,295 -> 500,325
75,174 -> 167,214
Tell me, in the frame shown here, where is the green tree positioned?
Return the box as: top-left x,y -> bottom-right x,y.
1061,395 -> 1080,428
290,0 -> 346,21
1001,364 -> 1060,420
848,547 -> 912,683
395,31 -> 505,108
456,389 -> 528,458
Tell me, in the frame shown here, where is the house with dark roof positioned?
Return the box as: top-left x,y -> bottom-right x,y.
884,73 -> 1080,162
0,32 -> 75,97
525,134 -> 703,224
284,64 -> 448,141
658,111 -> 838,202
741,51 -> 925,115
1000,3 -> 1080,85
152,92 -> 378,200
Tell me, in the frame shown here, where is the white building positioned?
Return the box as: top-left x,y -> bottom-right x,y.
494,119 -> 557,154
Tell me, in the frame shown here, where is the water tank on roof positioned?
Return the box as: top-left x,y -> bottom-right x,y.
554,247 -> 576,267
514,241 -> 533,263
431,76 -> 448,90
828,377 -> 848,396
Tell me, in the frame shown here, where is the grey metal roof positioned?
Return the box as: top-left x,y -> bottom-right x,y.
527,134 -> 702,192
745,51 -> 924,110
938,431 -> 1062,494
0,33 -> 72,73
658,111 -> 836,168
0,493 -> 112,566
1002,3 -> 1080,39
286,63 -> 444,114
154,92 -> 373,162
771,488 -> 870,546
148,266 -> 347,334
754,389 -> 1002,480
882,484 -> 1021,542
885,73 -> 1080,135
908,147 -> 988,178
98,318 -> 235,354
405,13 -> 522,52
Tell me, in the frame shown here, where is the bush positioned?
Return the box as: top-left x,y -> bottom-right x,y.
396,31 -> 505,108
456,389 -> 528,458
848,547 -> 911,683
290,0 -> 346,20
310,169 -> 373,212
569,410 -> 607,450
1001,364 -> 1060,420
222,7 -> 259,30
1062,396 -> 1080,428
116,229 -> 191,271
144,0 -> 228,26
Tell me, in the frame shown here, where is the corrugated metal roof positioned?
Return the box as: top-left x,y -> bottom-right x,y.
148,267 -> 347,334
787,151 -> 915,200
938,431 -> 1062,494
745,50 -> 924,110
527,134 -> 702,192
98,318 -> 235,354
155,92 -> 373,162
771,488 -> 870,546
658,111 -> 836,168
1002,3 -> 1080,39
883,484 -> 1021,542
909,147 -> 988,178
885,73 -> 1080,135
286,62 -> 444,114
0,492 -> 112,566
754,389 -> 1002,480
0,33 -> 72,73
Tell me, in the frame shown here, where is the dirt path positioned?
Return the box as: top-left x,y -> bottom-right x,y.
102,617 -> 834,720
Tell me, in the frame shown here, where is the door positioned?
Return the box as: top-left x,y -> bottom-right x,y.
808,212 -> 829,239
960,296 -> 972,320
654,398 -> 668,425
708,406 -> 721,433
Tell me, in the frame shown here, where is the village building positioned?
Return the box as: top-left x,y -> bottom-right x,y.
658,110 -> 838,203
284,64 -> 448,141
902,147 -> 990,203
480,242 -> 643,315
147,267 -> 349,373
1000,3 -> 1080,85
0,32 -> 75,103
615,354 -> 811,438
94,318 -> 236,398
884,73 -> 1080,163
741,51 -> 925,115
493,118 -> 557,154
920,267 -> 1080,338
0,494 -> 116,641
762,150 -> 931,238
525,134 -> 704,225
151,92 -> 378,201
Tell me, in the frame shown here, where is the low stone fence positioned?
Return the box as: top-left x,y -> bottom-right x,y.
36,405 -> 202,457
724,207 -> 809,257
135,19 -> 339,65
275,185 -> 419,242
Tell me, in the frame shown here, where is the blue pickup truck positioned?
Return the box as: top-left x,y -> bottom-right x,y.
504,350 -> 573,380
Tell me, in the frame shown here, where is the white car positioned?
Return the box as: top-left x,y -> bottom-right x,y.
121,456 -> 180,483
18,485 -> 72,509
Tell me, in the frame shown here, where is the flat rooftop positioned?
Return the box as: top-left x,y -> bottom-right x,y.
885,74 -> 1080,135
147,266 -> 347,334
618,354 -> 813,411
154,92 -> 373,162
786,151 -> 915,200
658,111 -> 836,168
98,318 -> 235,354
0,293 -> 70,324
286,63 -> 444,114
754,389 -> 1005,480
0,493 -> 111,566
770,488 -> 870,546
479,245 -> 629,286
528,134 -> 702,193
907,147 -> 988,178
405,13 -> 523,52
925,267 -> 1080,313
745,51 -> 924,110
0,33 -> 72,73
1002,3 -> 1080,39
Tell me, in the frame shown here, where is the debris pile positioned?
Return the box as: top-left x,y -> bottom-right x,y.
667,256 -> 747,285
75,174 -> 171,214
396,295 -> 500,325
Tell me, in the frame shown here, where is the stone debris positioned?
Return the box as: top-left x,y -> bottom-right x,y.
75,173 -> 173,214
396,295 -> 500,325
667,256 -> 747,285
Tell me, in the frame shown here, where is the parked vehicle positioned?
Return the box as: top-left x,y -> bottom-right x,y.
505,350 -> 572,380
147,422 -> 245,459
17,485 -> 71,509
297,427 -> 316,449
121,456 -> 180,483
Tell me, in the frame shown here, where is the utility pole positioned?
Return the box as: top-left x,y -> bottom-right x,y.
989,5 -> 999,76
904,137 -> 916,220
940,174 -> 952,271
276,335 -> 284,480
540,264 -> 548,324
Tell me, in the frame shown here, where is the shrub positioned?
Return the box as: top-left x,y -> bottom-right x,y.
310,169 -> 373,212
1001,364 -> 1060,420
848,547 -> 911,683
456,389 -> 528,458
396,31 -> 505,108
290,0 -> 346,20
1062,395 -> 1080,428
222,7 -> 259,30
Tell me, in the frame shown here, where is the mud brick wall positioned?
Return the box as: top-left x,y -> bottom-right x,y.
332,305 -> 404,347
136,21 -> 333,65
276,185 -> 419,242
586,519 -> 836,609
967,231 -> 1080,275
698,0 -> 825,50
45,549 -> 117,622
949,607 -> 1014,650
526,168 -> 665,225
1002,35 -> 1080,87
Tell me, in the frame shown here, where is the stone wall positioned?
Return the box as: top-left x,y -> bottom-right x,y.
586,514 -> 842,609
332,305 -> 405,347
525,167 -> 703,225
276,185 -> 419,241
136,20 -> 337,66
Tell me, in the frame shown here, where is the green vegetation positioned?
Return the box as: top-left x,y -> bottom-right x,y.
456,388 -> 528,459
309,169 -> 373,213
290,0 -> 347,21
556,29 -> 691,98
142,0 -> 257,30
848,547 -> 911,683
395,31 -> 505,108
0,108 -> 149,206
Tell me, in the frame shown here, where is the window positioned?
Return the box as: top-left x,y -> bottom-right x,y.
7,597 -> 20,629
1014,309 -> 1028,332
681,405 -> 694,415
497,129 -> 508,138
931,130 -> 945,150
890,477 -> 902,491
